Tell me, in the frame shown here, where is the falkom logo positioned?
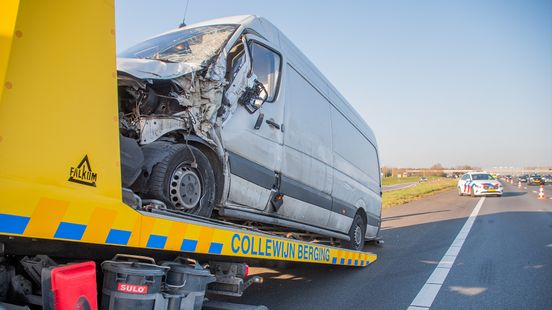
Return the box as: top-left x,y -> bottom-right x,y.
68,155 -> 97,187
117,283 -> 148,294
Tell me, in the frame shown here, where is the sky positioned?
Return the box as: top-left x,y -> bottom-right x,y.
115,0 -> 552,168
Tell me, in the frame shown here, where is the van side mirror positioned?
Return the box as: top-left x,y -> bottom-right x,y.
239,79 -> 268,113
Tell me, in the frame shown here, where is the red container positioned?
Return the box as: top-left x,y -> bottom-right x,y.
43,261 -> 98,310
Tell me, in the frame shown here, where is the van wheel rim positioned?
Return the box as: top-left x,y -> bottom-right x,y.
169,164 -> 202,210
353,225 -> 362,247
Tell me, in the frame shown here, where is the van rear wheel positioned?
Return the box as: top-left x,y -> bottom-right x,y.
343,214 -> 366,251
147,144 -> 215,217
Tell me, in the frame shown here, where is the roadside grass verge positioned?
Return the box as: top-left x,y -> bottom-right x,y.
382,176 -> 420,186
382,178 -> 457,208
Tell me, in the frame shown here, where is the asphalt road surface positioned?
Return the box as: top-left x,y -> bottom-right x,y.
221,181 -> 552,309
383,182 -> 418,192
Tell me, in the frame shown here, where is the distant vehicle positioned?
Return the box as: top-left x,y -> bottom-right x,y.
527,175 -> 544,186
419,177 -> 428,182
542,175 -> 552,184
457,172 -> 503,197
518,175 -> 528,183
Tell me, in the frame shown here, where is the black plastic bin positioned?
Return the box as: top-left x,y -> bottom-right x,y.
101,255 -> 168,310
162,258 -> 215,310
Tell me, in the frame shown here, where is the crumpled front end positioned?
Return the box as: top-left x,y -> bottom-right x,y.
115,23 -> 264,212
116,23 -> 244,146
117,57 -> 226,144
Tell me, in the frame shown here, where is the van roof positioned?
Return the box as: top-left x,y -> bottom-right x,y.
183,15 -> 256,28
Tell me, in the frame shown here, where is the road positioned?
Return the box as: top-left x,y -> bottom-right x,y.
383,182 -> 418,192
220,182 -> 552,309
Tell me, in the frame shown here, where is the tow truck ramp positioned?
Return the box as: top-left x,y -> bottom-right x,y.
0,202 -> 376,267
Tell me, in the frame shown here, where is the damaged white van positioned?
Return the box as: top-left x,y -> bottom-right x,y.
118,15 -> 381,250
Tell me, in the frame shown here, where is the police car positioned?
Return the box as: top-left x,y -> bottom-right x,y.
458,172 -> 503,197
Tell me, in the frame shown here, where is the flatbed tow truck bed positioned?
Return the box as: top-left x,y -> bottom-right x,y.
0,1 -> 377,308
0,198 -> 376,267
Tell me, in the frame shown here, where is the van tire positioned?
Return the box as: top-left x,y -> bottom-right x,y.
343,214 -> 366,251
148,144 -> 215,217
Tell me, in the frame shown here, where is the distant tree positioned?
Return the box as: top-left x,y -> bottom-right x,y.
381,166 -> 393,177
430,163 -> 445,177
455,165 -> 480,170
430,163 -> 444,170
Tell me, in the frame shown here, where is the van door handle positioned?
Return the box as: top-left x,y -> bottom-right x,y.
265,119 -> 281,130
254,113 -> 264,130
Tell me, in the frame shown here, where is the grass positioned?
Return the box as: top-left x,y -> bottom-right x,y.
382,178 -> 457,208
381,176 -> 441,186
381,176 -> 420,186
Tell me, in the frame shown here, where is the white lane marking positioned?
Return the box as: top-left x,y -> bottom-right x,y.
532,191 -> 538,194
408,197 -> 485,309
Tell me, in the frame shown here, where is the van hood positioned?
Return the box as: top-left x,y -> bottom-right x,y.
117,57 -> 204,80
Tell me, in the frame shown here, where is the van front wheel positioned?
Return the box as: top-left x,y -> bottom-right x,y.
148,144 -> 215,217
343,214 -> 366,251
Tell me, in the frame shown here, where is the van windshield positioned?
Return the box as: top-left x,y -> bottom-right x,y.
119,25 -> 238,66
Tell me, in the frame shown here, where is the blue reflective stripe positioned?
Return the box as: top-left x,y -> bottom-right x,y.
332,257 -> 337,264
146,235 -> 167,249
0,214 -> 30,234
208,242 -> 223,254
180,239 -> 198,252
105,229 -> 131,245
54,222 -> 86,240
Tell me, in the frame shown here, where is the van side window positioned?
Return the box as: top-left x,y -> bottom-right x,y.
462,174 -> 470,180
249,42 -> 281,102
